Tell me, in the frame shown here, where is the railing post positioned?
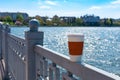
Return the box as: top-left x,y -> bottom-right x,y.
3,24 -> 11,80
25,19 -> 44,80
0,24 -> 3,60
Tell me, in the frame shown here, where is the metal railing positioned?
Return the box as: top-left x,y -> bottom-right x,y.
34,45 -> 120,80
0,19 -> 120,80
8,34 -> 26,80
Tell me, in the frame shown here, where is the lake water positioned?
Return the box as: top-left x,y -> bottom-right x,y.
11,27 -> 120,76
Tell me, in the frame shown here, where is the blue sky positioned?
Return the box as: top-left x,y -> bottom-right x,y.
0,0 -> 120,18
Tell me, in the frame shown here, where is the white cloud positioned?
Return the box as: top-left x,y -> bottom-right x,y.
45,0 -> 57,5
89,6 -> 101,10
88,0 -> 120,11
38,0 -> 58,10
82,0 -> 120,18
111,0 -> 120,4
106,5 -> 120,8
40,5 -> 50,9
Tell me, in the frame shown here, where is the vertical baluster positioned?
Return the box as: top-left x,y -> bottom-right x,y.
1,24 -> 4,59
40,57 -> 44,77
18,54 -> 20,80
0,24 -> 2,59
36,54 -> 40,79
55,65 -> 60,80
62,71 -> 77,80
22,43 -> 26,56
49,65 -> 53,80
36,55 -> 48,80
19,42 -> 23,56
15,51 -> 18,80
43,57 -> 48,79
49,63 -> 60,80
23,61 -> 26,80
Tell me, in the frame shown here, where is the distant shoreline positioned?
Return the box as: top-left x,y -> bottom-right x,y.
10,25 -> 120,27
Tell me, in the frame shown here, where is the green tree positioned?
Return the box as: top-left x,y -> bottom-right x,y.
35,15 -> 44,26
5,16 -> 12,22
0,17 -> 5,22
46,20 -> 52,26
75,18 -> 83,26
16,14 -> 24,22
110,18 -> 113,26
106,18 -> 111,26
100,19 -> 105,26
59,20 -> 67,26
104,18 -> 112,26
2,16 -> 14,25
0,17 -> 2,21
23,19 -> 29,25
113,20 -> 120,26
52,15 -> 60,26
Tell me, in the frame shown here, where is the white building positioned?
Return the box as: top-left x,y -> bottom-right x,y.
0,12 -> 29,21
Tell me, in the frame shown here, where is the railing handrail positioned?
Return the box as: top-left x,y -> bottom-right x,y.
8,34 -> 26,45
8,33 -> 26,61
34,45 -> 120,80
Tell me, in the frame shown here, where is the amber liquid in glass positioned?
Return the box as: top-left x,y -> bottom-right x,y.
68,42 -> 84,55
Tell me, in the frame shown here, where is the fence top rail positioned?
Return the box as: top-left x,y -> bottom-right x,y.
8,34 -> 26,45
34,45 -> 120,80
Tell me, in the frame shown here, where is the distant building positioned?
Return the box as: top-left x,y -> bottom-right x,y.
41,16 -> 48,22
15,21 -> 22,26
114,19 -> 120,22
60,17 -> 76,24
81,15 -> 100,26
0,12 -> 29,21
